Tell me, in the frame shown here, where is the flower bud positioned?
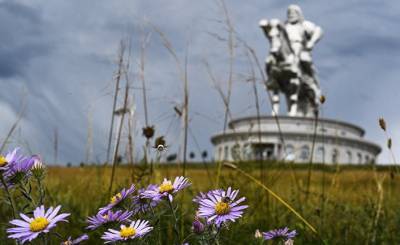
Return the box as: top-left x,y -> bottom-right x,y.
254,229 -> 263,239
387,138 -> 392,149
142,126 -> 155,139
319,95 -> 326,104
285,239 -> 294,245
31,156 -> 45,179
192,218 -> 205,234
33,158 -> 44,170
379,117 -> 386,131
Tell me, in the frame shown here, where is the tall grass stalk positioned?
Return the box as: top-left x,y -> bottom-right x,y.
150,23 -> 191,239
108,61 -> 130,195
305,112 -> 320,201
139,32 -> 151,166
106,41 -> 125,164
369,173 -> 386,244
53,127 -> 58,165
0,91 -> 26,154
245,50 -> 264,183
378,117 -> 398,172
208,0 -> 236,188
150,23 -> 189,173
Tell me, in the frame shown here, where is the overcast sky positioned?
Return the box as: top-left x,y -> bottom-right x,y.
1,0 -> 399,164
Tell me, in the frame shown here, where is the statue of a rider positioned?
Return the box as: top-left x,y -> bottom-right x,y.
260,5 -> 323,117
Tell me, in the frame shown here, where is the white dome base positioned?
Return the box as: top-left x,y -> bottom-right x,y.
211,116 -> 381,164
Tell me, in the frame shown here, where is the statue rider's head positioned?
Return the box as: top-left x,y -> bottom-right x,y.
287,4 -> 304,24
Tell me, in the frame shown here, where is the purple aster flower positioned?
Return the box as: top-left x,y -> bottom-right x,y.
0,148 -> 21,171
197,187 -> 248,227
3,154 -> 38,186
61,234 -> 89,244
87,210 -> 133,230
0,156 -> 8,172
99,184 -> 135,214
7,205 -> 70,244
1,148 -> 24,176
142,176 -> 190,202
262,227 -> 297,241
101,220 -> 153,243
131,184 -> 161,214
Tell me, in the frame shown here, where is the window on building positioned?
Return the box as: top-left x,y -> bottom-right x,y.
300,145 -> 310,161
357,153 -> 362,164
316,146 -> 325,163
346,151 -> 352,164
218,147 -> 223,161
365,155 -> 370,164
285,144 -> 295,161
231,144 -> 241,161
242,143 -> 251,160
332,149 -> 339,163
224,146 -> 229,160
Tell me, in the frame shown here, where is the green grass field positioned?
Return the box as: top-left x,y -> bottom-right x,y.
1,162 -> 399,244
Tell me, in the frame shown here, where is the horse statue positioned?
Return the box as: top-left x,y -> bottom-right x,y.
259,18 -> 321,117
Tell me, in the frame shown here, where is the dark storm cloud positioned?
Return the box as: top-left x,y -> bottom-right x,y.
0,1 -> 51,78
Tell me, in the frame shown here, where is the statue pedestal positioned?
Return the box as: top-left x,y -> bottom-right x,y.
211,116 -> 381,164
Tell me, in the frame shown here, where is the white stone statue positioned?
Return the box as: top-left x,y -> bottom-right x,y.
259,4 -> 323,117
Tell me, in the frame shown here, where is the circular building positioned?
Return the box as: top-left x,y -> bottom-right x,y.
211,116 -> 381,164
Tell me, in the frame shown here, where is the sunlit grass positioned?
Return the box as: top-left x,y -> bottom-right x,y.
1,163 -> 396,244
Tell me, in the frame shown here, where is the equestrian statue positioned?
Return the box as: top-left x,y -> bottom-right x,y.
259,4 -> 323,117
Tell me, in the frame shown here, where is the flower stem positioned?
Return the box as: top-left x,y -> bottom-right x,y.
181,233 -> 194,244
36,176 -> 45,205
0,174 -> 16,218
167,199 -> 180,244
18,180 -> 36,207
212,227 -> 221,245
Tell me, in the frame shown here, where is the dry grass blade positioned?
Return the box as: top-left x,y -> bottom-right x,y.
306,113 -> 320,201
244,50 -> 264,182
0,92 -> 27,154
370,173 -> 386,244
150,23 -> 189,174
108,39 -> 131,194
149,23 -> 185,82
223,162 -> 318,234
377,117 -> 398,174
217,0 -> 235,134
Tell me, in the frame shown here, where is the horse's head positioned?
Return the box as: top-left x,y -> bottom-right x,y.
259,18 -> 283,54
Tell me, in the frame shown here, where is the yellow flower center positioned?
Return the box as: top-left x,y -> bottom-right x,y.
110,193 -> 122,204
215,201 -> 230,215
29,217 -> 49,232
0,155 -> 7,167
120,226 -> 136,238
159,181 -> 174,193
